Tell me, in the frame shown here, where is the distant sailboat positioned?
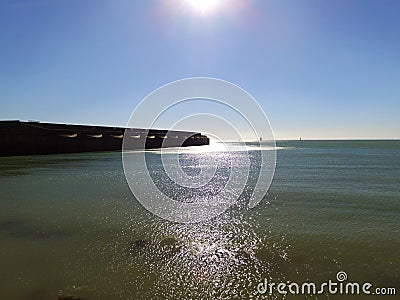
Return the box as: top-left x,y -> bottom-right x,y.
299,137 -> 302,141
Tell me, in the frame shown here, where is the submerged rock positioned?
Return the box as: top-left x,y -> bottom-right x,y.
159,237 -> 179,247
159,237 -> 182,256
57,296 -> 80,300
132,239 -> 147,247
127,239 -> 149,255
0,219 -> 26,229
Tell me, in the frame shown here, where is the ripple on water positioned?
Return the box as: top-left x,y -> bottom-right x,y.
69,208 -> 290,300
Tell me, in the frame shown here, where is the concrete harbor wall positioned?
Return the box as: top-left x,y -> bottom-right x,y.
0,120 -> 209,156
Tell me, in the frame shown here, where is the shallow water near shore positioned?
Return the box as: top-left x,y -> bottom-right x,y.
0,140 -> 399,299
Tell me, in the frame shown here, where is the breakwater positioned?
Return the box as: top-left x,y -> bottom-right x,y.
0,120 -> 209,156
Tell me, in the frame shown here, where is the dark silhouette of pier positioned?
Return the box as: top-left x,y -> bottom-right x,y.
0,120 -> 209,156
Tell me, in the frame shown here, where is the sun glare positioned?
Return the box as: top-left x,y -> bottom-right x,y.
186,0 -> 225,14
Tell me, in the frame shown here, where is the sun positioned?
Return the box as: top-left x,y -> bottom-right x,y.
186,0 -> 225,14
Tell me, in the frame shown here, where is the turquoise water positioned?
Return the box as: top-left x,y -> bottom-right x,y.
0,140 -> 399,299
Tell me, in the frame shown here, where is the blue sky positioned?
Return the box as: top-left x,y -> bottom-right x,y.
1,0 -> 399,139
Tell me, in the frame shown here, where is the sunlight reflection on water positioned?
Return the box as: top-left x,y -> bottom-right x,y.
96,143 -> 285,298
101,209 -> 289,300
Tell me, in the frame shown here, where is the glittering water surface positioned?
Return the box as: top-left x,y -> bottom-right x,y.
0,141 -> 399,299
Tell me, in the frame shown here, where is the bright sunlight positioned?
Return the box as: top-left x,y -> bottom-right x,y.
186,0 -> 225,15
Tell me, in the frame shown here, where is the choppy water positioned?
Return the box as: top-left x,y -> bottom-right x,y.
0,140 -> 399,299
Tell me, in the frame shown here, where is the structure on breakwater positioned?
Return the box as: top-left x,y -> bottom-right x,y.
0,120 -> 209,156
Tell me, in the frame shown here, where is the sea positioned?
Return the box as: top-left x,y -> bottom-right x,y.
0,140 -> 399,299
